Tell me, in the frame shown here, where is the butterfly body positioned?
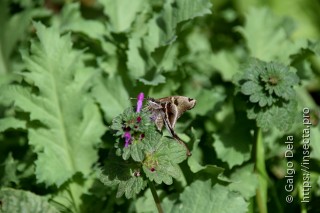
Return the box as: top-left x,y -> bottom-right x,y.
147,96 -> 196,156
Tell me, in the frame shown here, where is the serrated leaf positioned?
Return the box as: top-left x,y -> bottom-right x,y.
111,107 -> 156,161
138,73 -> 166,86
250,100 -> 298,132
1,153 -> 19,186
188,87 -> 226,117
156,43 -> 179,72
51,177 -> 95,213
99,0 -> 145,32
241,81 -> 261,95
184,28 -> 240,79
0,188 -> 59,213
0,2 -> 49,74
132,144 -> 148,163
143,137 -> 187,184
98,153 -> 147,199
188,129 -> 224,176
143,0 -> 212,52
135,189 -> 162,213
123,143 -> 145,162
235,58 -> 300,131
117,175 -> 146,198
212,133 -> 251,169
2,22 -> 105,187
0,117 -> 26,132
238,7 -> 305,65
179,180 -> 247,213
91,75 -> 130,122
212,115 -> 252,169
228,164 -> 258,200
135,189 -> 178,213
127,0 -> 212,87
126,37 -> 147,79
57,3 -> 106,40
212,50 -> 240,81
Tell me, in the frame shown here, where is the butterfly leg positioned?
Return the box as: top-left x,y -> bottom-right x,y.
162,114 -> 191,156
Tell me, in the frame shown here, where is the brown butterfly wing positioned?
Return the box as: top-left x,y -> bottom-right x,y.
161,101 -> 191,156
164,101 -> 178,129
154,111 -> 164,131
147,98 -> 165,131
148,96 -> 196,157
148,96 -> 197,132
158,96 -> 196,124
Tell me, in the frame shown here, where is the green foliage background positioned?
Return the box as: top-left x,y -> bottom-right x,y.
0,0 -> 320,212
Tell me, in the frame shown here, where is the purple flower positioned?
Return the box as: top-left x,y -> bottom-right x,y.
136,92 -> 144,113
123,131 -> 132,147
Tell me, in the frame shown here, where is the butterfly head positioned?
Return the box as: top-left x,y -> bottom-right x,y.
146,97 -> 163,110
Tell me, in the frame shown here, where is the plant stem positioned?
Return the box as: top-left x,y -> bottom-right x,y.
253,128 -> 268,213
148,180 -> 164,213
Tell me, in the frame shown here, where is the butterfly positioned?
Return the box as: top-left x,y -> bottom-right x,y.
147,96 -> 196,156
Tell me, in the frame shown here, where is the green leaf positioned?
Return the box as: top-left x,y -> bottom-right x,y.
179,180 -> 248,213
188,87 -> 226,117
57,3 -> 106,41
99,0 -> 145,32
212,114 -> 252,169
110,107 -> 155,161
92,75 -> 130,122
0,117 -> 26,132
98,153 -> 147,199
127,0 -> 212,85
1,153 -> 19,186
126,37 -> 147,79
248,100 -> 298,132
143,0 -> 212,52
0,2 -> 49,74
290,42 -> 317,81
51,176 -> 97,213
123,143 -> 145,162
156,44 -> 179,72
241,81 -> 262,96
106,103 -> 189,192
238,58 -> 299,104
238,7 -> 306,65
0,188 -> 59,213
228,164 -> 258,200
2,22 -> 105,187
234,58 -> 300,131
211,50 -> 240,81
183,27 -> 240,79
143,136 -> 187,184
188,128 -> 224,176
255,0 -> 320,39
310,125 -> 320,160
135,189 -> 178,213
138,73 -> 166,86
135,189 -> 157,213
